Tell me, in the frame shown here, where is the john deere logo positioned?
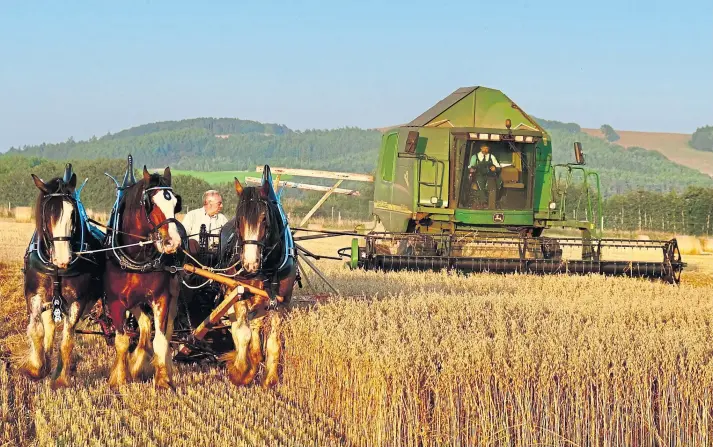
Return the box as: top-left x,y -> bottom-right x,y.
493,213 -> 504,223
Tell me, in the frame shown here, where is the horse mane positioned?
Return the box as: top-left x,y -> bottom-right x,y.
34,177 -> 70,235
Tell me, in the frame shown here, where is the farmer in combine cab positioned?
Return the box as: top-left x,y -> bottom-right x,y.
181,189 -> 228,254
468,144 -> 502,209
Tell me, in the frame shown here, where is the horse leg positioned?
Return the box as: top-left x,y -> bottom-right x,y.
50,300 -> 83,389
261,271 -> 294,388
151,295 -> 177,390
42,308 -> 56,364
20,294 -> 51,380
263,311 -> 282,388
129,307 -> 155,381
224,300 -> 252,386
108,302 -> 130,388
242,316 -> 264,385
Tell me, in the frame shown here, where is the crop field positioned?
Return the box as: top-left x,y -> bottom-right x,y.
2,219 -> 713,446
163,170 -> 293,185
581,128 -> 713,177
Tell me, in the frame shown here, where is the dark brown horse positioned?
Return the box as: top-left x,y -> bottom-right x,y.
20,164 -> 105,389
103,166 -> 183,389
218,167 -> 297,387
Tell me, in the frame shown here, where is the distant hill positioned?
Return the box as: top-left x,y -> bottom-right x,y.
4,116 -> 713,198
103,117 -> 291,140
5,118 -> 382,174
581,128 -> 713,177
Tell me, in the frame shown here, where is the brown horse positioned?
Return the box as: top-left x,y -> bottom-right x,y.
218,169 -> 297,388
19,164 -> 105,389
103,166 -> 183,389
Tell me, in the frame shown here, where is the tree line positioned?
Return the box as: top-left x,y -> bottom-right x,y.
5,155 -> 713,236
0,155 -> 373,222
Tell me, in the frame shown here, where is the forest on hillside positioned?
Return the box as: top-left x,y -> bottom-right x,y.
5,120 -> 382,173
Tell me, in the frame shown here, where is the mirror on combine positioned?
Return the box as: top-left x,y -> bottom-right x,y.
574,142 -> 585,165
404,131 -> 419,154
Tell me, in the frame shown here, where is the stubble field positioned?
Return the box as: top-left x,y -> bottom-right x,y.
2,219 -> 713,446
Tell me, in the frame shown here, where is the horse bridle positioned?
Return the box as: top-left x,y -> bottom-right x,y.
37,190 -> 83,265
234,197 -> 279,271
139,185 -> 183,239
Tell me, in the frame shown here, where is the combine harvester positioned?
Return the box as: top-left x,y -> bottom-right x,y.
336,86 -> 685,284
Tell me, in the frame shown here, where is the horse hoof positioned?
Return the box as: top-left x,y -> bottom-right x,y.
262,376 -> 279,389
50,377 -> 70,390
108,371 -> 129,389
226,364 -> 250,386
154,377 -> 175,391
19,362 -> 49,381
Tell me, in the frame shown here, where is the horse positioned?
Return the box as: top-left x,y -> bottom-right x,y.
217,166 -> 297,387
19,164 -> 105,389
103,165 -> 184,390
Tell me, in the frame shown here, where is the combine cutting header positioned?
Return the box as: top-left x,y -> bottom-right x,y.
344,86 -> 684,283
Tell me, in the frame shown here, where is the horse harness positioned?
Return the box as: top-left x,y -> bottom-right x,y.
24,189 -> 103,322
106,184 -> 185,273
226,195 -> 296,309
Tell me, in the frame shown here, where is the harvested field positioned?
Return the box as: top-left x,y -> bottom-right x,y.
582,128 -> 713,177
2,220 -> 713,445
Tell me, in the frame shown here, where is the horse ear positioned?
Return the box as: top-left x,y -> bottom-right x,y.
31,174 -> 49,193
143,165 -> 151,182
260,179 -> 270,198
68,173 -> 77,189
234,177 -> 244,196
163,166 -> 172,185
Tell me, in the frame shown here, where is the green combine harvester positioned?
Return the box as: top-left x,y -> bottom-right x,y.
346,86 -> 684,283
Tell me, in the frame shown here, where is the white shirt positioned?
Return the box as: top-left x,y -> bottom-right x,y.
181,207 -> 228,243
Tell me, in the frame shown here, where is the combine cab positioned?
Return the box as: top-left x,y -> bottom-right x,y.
348,86 -> 684,283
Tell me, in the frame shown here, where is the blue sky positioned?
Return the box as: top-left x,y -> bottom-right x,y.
0,0 -> 711,150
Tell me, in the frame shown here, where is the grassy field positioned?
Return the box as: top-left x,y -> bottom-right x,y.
157,169 -> 293,185
582,128 -> 713,177
3,219 -> 713,445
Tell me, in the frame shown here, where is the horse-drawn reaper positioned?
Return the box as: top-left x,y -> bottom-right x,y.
19,155 -> 338,389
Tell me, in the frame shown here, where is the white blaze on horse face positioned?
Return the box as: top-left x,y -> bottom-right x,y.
152,191 -> 181,254
51,201 -> 74,268
242,222 -> 261,273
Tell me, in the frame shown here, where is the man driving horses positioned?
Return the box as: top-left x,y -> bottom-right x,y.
468,144 -> 502,208
181,190 -> 228,253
